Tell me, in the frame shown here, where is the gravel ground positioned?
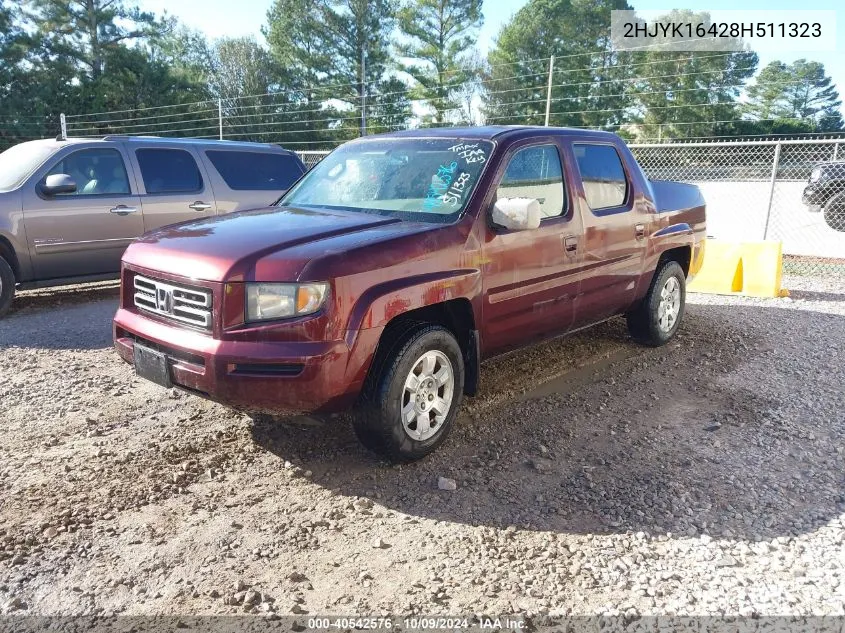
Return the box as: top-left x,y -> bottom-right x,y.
0,275 -> 844,618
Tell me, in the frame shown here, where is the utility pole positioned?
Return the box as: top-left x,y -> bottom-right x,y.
360,49 -> 367,137
59,113 -> 67,140
762,141 -> 782,240
218,99 -> 223,140
544,55 -> 555,127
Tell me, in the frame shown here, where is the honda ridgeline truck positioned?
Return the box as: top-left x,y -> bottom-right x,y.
113,126 -> 706,461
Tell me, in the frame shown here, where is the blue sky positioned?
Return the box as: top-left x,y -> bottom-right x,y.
139,0 -> 843,112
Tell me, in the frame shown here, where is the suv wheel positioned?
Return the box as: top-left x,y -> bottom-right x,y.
626,260 -> 686,347
354,324 -> 464,462
0,256 -> 15,318
823,191 -> 845,232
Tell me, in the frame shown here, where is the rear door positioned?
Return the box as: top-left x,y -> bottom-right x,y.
480,140 -> 583,355
21,144 -> 144,279
200,148 -> 306,213
565,140 -> 645,327
129,146 -> 217,232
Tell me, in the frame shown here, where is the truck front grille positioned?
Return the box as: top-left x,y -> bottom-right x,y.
133,275 -> 212,330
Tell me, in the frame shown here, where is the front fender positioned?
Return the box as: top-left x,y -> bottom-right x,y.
0,189 -> 33,281
345,268 -> 482,347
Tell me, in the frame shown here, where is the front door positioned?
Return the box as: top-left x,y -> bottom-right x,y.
129,146 -> 218,232
22,146 -> 144,279
480,141 -> 583,355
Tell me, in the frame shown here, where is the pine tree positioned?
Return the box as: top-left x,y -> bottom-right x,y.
397,0 -> 483,124
483,0 -> 633,129
746,59 -> 842,129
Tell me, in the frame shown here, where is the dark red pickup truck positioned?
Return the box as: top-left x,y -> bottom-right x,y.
114,126 -> 705,461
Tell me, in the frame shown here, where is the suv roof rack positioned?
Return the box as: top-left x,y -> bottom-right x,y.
95,134 -> 285,150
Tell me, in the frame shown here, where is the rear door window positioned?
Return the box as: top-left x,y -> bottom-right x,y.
573,143 -> 628,211
206,150 -> 304,191
136,148 -> 203,194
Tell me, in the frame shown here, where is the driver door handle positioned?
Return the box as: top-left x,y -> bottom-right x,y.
635,223 -> 646,239
563,235 -> 578,254
110,205 -> 137,215
189,201 -> 212,212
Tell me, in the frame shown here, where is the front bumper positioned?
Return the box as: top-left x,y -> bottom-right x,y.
802,186 -> 823,210
114,307 -> 369,414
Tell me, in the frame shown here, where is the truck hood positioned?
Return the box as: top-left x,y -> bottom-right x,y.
123,205 -> 405,282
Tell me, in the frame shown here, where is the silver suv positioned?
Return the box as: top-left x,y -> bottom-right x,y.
0,136 -> 306,316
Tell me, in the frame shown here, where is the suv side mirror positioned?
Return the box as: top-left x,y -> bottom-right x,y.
41,174 -> 77,197
491,197 -> 542,231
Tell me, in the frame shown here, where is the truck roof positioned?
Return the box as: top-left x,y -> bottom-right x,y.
370,125 -> 620,142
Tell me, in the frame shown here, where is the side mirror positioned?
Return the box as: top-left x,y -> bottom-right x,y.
491,197 -> 542,231
41,174 -> 77,196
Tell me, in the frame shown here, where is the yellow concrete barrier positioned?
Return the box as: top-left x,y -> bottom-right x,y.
688,239 -> 787,298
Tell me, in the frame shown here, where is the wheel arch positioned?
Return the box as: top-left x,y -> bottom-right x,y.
361,296 -> 480,399
657,244 -> 692,277
0,234 -> 21,281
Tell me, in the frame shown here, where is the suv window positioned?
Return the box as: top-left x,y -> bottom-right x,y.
496,145 -> 565,218
206,150 -> 304,191
45,148 -> 130,196
573,143 -> 628,210
136,148 -> 203,194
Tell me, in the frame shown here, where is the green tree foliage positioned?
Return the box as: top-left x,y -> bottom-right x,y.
264,0 -> 332,96
1,1 -> 213,141
321,0 -> 397,135
0,1 -> 36,146
265,0 -> 408,142
397,0 -> 483,124
369,77 -> 413,133
745,59 -> 843,132
2,0 -> 842,150
26,0 -> 161,79
483,0 -> 633,129
627,11 -> 757,140
263,0 -> 349,147
154,25 -> 214,93
208,37 -> 280,141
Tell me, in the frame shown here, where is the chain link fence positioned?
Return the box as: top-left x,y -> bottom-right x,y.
630,139 -> 845,276
296,138 -> 845,276
296,151 -> 331,171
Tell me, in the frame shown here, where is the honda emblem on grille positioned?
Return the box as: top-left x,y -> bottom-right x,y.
156,287 -> 173,314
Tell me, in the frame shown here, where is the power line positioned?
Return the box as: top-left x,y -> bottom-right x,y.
68,64 -> 769,133
65,98 -> 218,120
66,107 -> 221,127
68,123 -> 220,136
549,50 -> 745,77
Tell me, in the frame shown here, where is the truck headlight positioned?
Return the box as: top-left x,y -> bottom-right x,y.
809,167 -> 823,182
245,283 -> 329,322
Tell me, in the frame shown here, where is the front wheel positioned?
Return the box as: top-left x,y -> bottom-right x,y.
353,324 -> 464,462
626,260 -> 686,347
823,192 -> 845,232
0,256 -> 15,318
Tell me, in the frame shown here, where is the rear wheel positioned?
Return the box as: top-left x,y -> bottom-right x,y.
0,256 -> 15,318
354,324 -> 464,462
626,260 -> 686,347
823,191 -> 845,232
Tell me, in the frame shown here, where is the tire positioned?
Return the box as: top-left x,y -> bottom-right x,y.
353,323 -> 464,462
0,256 -> 15,319
626,260 -> 686,347
823,192 -> 845,232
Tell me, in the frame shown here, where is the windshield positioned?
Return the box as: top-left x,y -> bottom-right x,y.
0,142 -> 56,192
279,138 -> 493,223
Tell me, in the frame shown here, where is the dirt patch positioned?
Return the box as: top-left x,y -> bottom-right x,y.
1,277 -> 844,617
